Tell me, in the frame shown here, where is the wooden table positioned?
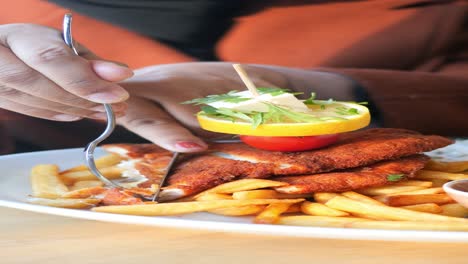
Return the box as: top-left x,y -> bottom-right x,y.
1,207 -> 467,264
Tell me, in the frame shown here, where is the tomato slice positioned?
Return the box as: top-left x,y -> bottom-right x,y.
239,134 -> 339,152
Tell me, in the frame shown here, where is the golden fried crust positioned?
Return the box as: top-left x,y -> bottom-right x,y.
104,128 -> 452,199
274,155 -> 430,194
209,128 -> 452,175
165,156 -> 275,194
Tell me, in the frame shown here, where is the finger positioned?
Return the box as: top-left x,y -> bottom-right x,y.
118,97 -> 207,153
0,98 -> 81,121
2,25 -> 129,103
90,60 -> 134,82
63,42 -> 133,82
0,45 -> 124,112
0,85 -> 125,119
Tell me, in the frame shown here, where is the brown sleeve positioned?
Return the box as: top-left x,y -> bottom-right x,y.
318,68 -> 468,137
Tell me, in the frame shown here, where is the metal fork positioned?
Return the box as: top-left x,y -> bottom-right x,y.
63,13 -> 180,201
62,13 -> 121,189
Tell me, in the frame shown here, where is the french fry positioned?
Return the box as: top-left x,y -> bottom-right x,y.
300,201 -> 349,217
199,179 -> 288,194
341,191 -> 385,205
232,190 -> 311,200
195,193 -> 232,201
372,187 -> 444,203
60,166 -> 123,183
209,205 -> 265,216
393,180 -> 433,187
31,164 -> 68,198
325,196 -> 468,222
69,180 -> 104,191
61,154 -> 123,173
440,203 -> 468,218
400,203 -> 443,214
92,198 -> 304,216
254,203 -> 292,224
356,185 -> 425,196
425,160 -> 468,173
171,195 -> 197,202
415,170 -> 468,181
394,187 -> 444,195
380,194 -> 454,207
346,221 -> 468,231
284,203 -> 302,213
278,215 -> 370,227
61,186 -> 106,199
28,197 -> 101,209
313,192 -> 339,203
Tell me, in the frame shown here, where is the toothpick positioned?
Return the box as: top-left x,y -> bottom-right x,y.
233,64 -> 260,97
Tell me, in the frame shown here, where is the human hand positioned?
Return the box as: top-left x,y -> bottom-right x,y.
0,24 -> 133,121
119,62 -> 285,152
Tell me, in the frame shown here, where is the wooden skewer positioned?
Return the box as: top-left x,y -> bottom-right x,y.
233,64 -> 260,97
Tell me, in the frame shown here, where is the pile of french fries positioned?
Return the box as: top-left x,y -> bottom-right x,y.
28,155 -> 468,231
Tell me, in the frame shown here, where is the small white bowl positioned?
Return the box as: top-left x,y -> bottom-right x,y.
443,179 -> 468,209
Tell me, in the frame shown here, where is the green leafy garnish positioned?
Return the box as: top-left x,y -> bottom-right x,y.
200,106 -> 252,122
304,94 -> 335,110
387,174 -> 405,182
251,112 -> 264,129
264,103 -> 320,123
335,106 -> 359,115
303,92 -> 316,105
200,105 -> 218,115
182,90 -> 251,105
257,87 -> 302,96
215,108 -> 252,122
189,89 -> 356,129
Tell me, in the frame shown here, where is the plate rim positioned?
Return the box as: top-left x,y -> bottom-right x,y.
1,148 -> 468,243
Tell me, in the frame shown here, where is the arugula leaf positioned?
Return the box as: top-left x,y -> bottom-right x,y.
182,90 -> 250,105
200,105 -> 218,115
335,106 -> 359,116
387,174 -> 405,182
257,87 -> 286,95
215,108 -> 252,122
303,92 -> 317,105
304,94 -> 335,110
256,87 -> 303,96
251,112 -> 264,129
265,103 -> 320,123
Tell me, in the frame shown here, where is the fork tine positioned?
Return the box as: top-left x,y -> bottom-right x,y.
152,152 -> 181,202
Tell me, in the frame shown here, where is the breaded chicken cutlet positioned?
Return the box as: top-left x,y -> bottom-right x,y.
103,128 -> 452,201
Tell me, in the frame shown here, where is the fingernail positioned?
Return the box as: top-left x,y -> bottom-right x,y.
88,91 -> 128,103
54,114 -> 81,121
175,141 -> 205,150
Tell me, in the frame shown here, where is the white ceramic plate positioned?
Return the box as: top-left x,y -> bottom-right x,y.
1,147 -> 467,243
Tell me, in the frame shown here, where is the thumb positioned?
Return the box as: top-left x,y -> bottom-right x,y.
118,97 -> 208,153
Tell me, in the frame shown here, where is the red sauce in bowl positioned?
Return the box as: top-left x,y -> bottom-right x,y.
451,182 -> 468,192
